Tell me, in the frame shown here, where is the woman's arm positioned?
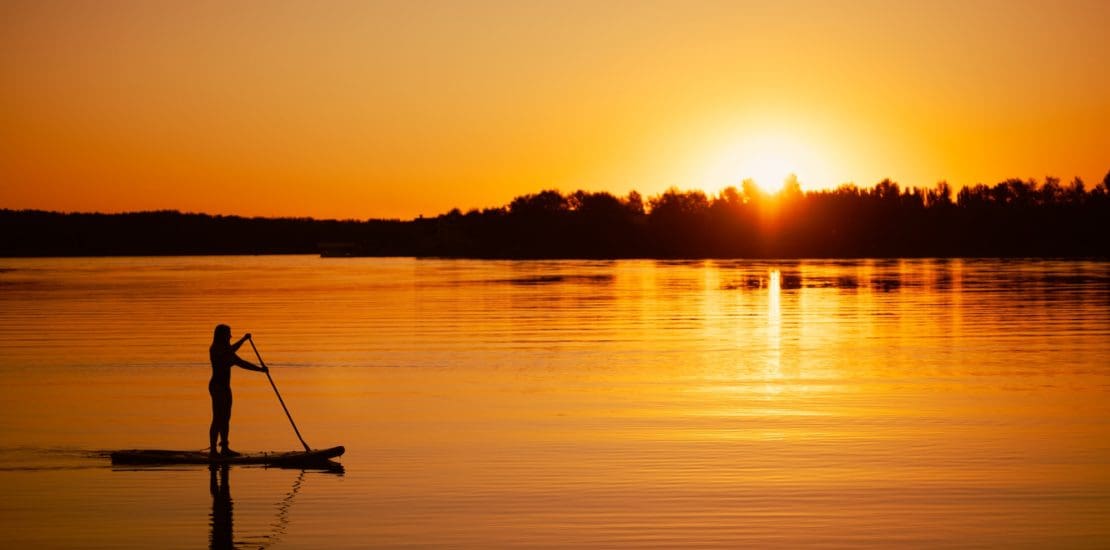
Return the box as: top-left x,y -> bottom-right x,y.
232,354 -> 267,373
230,333 -> 252,352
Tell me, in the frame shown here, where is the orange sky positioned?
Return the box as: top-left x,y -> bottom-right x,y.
2,1 -> 1108,219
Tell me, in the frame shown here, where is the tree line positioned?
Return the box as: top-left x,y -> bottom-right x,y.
2,173 -> 1108,258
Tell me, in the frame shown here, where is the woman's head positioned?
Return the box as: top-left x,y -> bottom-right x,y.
213,324 -> 232,345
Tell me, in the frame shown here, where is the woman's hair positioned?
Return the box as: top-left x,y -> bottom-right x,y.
212,324 -> 232,345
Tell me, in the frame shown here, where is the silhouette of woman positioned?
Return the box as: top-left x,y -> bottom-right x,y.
209,324 -> 267,456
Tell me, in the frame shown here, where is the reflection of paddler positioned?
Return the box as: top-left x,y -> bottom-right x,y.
209,464 -> 233,550
203,460 -> 341,550
209,324 -> 268,457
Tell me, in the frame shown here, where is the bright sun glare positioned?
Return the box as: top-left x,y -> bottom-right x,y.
701,131 -> 826,194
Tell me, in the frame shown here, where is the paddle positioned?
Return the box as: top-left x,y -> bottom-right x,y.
248,338 -> 312,452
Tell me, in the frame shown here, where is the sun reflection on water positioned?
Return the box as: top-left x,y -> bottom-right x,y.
763,268 -> 783,396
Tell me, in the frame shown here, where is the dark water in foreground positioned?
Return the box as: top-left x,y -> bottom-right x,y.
0,257 -> 1108,548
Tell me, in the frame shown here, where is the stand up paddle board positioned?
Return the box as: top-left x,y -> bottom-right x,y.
111,445 -> 344,467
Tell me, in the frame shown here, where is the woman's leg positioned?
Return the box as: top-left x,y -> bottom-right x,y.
209,387 -> 220,452
219,391 -> 232,449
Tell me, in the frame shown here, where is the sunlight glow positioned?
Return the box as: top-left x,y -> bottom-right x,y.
700,131 -> 829,194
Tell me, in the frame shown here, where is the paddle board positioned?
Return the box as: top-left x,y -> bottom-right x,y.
110,445 -> 345,467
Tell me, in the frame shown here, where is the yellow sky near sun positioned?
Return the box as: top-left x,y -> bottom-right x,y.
1,0 -> 1108,219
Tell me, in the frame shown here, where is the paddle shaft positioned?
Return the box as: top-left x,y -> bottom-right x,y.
248,339 -> 311,452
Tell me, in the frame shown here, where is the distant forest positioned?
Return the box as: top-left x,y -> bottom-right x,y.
3,174 -> 1108,258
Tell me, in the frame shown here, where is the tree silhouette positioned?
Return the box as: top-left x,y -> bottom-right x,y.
2,173 -> 1108,258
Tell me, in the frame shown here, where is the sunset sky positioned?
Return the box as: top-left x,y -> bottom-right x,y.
2,0 -> 1108,219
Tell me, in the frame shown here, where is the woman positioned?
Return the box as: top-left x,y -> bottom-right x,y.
209,324 -> 267,456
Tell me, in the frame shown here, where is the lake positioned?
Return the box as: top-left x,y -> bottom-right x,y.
0,256 -> 1108,548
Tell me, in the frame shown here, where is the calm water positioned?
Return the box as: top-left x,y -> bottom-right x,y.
0,257 -> 1108,548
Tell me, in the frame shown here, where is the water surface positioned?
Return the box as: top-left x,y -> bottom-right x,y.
1,257 -> 1108,548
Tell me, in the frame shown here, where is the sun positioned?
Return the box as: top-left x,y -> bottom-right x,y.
744,146 -> 796,193
699,130 -> 827,194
